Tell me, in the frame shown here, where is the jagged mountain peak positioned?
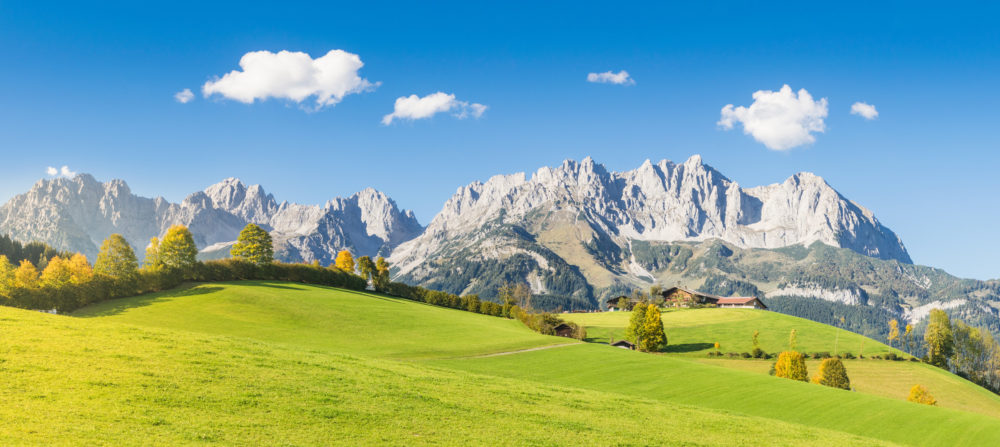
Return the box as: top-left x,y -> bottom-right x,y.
0,174 -> 422,264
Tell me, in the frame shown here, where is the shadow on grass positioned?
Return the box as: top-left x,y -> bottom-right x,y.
664,342 -> 716,353
73,284 -> 224,318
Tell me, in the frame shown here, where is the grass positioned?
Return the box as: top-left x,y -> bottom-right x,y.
73,281 -> 567,360
434,343 -> 1000,447
564,307 -> 897,357
0,282 -> 896,446
694,357 -> 1000,419
563,308 -> 1000,417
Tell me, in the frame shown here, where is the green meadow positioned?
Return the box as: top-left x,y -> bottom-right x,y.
0,281 -> 996,445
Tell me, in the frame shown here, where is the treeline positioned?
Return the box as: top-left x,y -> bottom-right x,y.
0,224 -> 585,340
923,309 -> 1000,394
0,234 -> 71,269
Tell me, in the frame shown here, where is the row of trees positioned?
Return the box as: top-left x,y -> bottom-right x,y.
0,224 -> 583,340
922,309 -> 1000,393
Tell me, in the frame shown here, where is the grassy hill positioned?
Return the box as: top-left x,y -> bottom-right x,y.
1,281 -> 998,445
563,308 -> 1000,418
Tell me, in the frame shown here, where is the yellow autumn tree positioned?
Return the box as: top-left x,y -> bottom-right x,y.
40,256 -> 73,287
0,255 -> 15,298
158,225 -> 198,270
640,305 -> 667,352
14,260 -> 40,289
812,358 -> 851,390
774,351 -> 808,382
334,250 -> 355,274
908,385 -> 936,406
66,253 -> 92,284
888,319 -> 900,353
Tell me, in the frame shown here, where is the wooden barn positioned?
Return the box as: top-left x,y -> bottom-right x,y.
554,323 -> 576,338
715,296 -> 768,309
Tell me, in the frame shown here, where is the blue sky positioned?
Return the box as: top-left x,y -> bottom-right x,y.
1,1 -> 998,279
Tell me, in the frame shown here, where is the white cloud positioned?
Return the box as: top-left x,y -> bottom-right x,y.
850,101 -> 878,120
382,92 -> 487,125
46,165 -> 76,178
587,70 -> 635,85
718,84 -> 828,151
202,49 -> 378,110
174,88 -> 194,104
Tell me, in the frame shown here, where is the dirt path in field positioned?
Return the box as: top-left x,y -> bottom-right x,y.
471,343 -> 579,358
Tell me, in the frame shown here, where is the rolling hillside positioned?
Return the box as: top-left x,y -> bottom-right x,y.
1,281 -> 997,445
562,308 -> 1000,418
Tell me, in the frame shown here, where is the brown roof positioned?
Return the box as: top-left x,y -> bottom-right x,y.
661,286 -> 725,301
715,297 -> 756,304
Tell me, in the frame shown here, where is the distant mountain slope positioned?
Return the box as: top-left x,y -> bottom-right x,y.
390,155 -> 911,307
0,175 -> 422,264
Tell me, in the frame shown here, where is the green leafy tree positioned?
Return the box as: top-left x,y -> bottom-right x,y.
773,351 -> 808,382
812,358 -> 851,390
904,323 -> 914,354
144,237 -> 162,268
640,305 -> 667,352
924,309 -> 954,369
373,256 -> 391,292
356,256 -> 375,282
908,385 -> 936,406
158,225 -> 198,270
334,250 -> 355,274
230,223 -> 273,265
625,302 -> 648,345
94,234 -> 139,293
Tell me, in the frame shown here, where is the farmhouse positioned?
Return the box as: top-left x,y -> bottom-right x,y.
605,295 -> 636,311
715,296 -> 768,309
661,286 -> 767,310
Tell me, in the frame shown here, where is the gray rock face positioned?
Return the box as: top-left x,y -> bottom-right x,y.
0,175 -> 423,264
391,155 -> 910,281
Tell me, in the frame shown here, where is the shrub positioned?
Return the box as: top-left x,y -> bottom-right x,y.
908,385 -> 936,406
841,352 -> 856,360
741,352 -> 752,359
773,351 -> 809,382
751,347 -> 766,359
812,358 -> 851,390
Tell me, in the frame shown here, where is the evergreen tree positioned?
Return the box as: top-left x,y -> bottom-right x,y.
789,329 -> 798,351
625,302 -> 648,345
230,223 -> 273,265
158,225 -> 198,270
907,385 -> 936,406
94,234 -> 139,293
924,309 -> 954,369
812,358 -> 851,390
774,351 -> 808,382
334,250 -> 355,274
640,305 -> 667,352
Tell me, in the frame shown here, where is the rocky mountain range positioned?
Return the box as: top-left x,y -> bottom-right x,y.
2,155 -> 997,340
0,175 -> 422,265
